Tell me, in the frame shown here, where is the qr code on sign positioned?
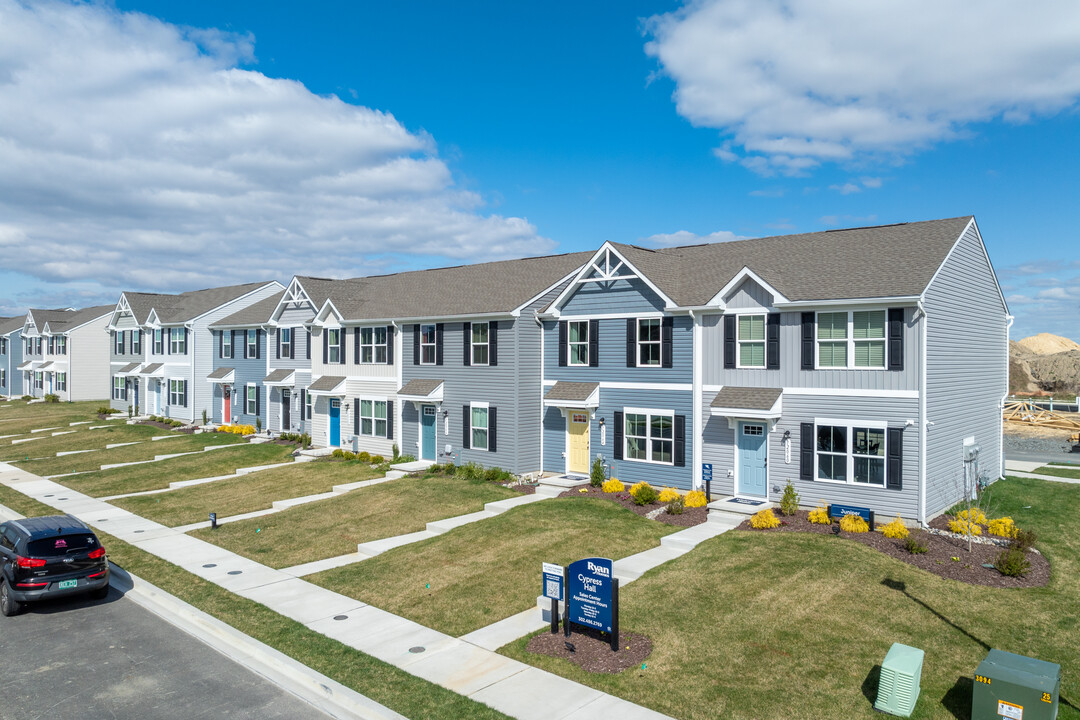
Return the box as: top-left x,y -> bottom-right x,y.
545,580 -> 560,599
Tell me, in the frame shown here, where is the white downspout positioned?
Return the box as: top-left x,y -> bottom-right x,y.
690,309 -> 703,490
189,323 -> 196,423
392,320 -> 401,455
1001,315 -> 1014,479
917,299 -> 928,527
536,310 -> 544,478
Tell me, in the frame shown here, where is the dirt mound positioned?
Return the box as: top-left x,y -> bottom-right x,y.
1017,333 -> 1080,356
1028,350 -> 1080,394
1009,353 -> 1040,394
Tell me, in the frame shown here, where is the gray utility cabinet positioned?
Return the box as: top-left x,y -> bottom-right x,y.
972,649 -> 1060,720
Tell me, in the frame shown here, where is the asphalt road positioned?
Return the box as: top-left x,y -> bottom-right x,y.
0,585 -> 329,720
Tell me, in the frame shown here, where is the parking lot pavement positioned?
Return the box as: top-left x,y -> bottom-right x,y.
0,585 -> 329,720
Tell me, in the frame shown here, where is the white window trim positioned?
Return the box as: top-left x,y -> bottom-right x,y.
357,396 -> 389,437
170,328 -> 186,355
113,376 -> 126,400
471,322 -> 490,366
56,372 -> 67,392
128,332 -> 137,356
623,406 -> 675,466
359,326 -> 388,364
567,320 -> 589,367
222,331 -> 233,359
245,383 -> 257,415
813,417 -> 888,487
815,310 -> 888,370
305,391 -> 313,420
734,312 -> 767,369
280,328 -> 292,359
327,328 -> 342,364
246,330 -> 258,359
636,318 -> 662,368
114,331 -> 125,355
470,402 -> 490,451
169,378 -> 187,407
153,328 -> 163,355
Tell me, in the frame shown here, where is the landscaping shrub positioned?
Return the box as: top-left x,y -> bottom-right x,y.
904,537 -> 928,554
169,420 -> 183,428
665,496 -> 685,515
22,395 -> 33,401
458,462 -> 484,481
601,478 -> 624,493
881,515 -> 909,539
994,546 -> 1031,577
391,444 -> 400,460
987,516 -> 1017,539
395,454 -> 417,464
357,451 -> 372,463
217,424 -> 255,435
657,487 -> 680,503
948,517 -> 983,536
684,490 -> 707,508
808,504 -> 831,525
779,481 -> 800,516
957,508 -> 988,526
750,508 -> 780,529
590,457 -> 605,488
201,409 -> 208,425
331,449 -> 346,458
483,467 -> 512,483
442,462 -> 457,475
345,451 -> 359,461
44,393 -> 59,403
839,513 -> 869,533
629,481 -> 659,506
1011,527 -> 1037,552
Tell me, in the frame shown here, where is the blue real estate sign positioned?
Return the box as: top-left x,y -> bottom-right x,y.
542,562 -> 563,601
567,557 -> 614,633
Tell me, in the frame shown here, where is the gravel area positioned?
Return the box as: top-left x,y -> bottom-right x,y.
1004,429 -> 1080,464
526,627 -> 652,674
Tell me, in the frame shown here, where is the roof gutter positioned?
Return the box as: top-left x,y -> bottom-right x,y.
775,295 -> 922,309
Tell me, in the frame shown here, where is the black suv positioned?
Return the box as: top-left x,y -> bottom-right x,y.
0,515 -> 109,616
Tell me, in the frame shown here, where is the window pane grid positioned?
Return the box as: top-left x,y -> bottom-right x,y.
568,321 -> 588,366
624,411 -> 673,464
471,406 -> 488,450
420,325 -> 436,364
637,319 -> 660,366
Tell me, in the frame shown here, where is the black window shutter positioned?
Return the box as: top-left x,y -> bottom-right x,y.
276,329 -> 281,360
386,325 -> 394,365
256,385 -> 261,418
230,330 -> 236,358
300,389 -> 306,421
558,321 -> 567,367
766,314 -> 781,370
183,328 -> 188,355
323,329 -> 328,364
354,327 -> 361,364
386,400 -> 394,440
354,398 -> 360,436
462,405 -> 470,449
626,319 -> 636,367
801,313 -> 814,370
305,329 -> 310,360
584,319 -> 597,367
662,317 -> 674,368
166,330 -> 171,355
489,321 -> 498,366
256,329 -> 262,360
182,381 -> 187,408
888,308 -> 904,371
488,407 -> 497,453
462,322 -> 471,366
800,422 -> 814,481
723,315 -> 736,369
887,428 -> 903,490
413,325 -> 420,365
435,323 -> 444,365
338,330 -> 346,365
613,411 -> 624,460
289,329 -> 294,360
219,331 -> 223,358
674,414 -> 685,467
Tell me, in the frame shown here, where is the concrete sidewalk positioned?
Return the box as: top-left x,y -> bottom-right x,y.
1005,460 -> 1080,484
0,461 -> 671,720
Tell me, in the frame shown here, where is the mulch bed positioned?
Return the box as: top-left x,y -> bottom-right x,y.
739,510 -> 1049,588
526,626 -> 652,674
137,419 -> 183,430
504,482 -> 536,495
557,485 -> 707,527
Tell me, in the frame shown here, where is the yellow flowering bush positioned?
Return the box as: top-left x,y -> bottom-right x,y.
839,513 -> 870,533
750,508 -> 781,529
957,508 -> 987,526
684,490 -> 707,508
217,424 -> 255,435
629,481 -> 660,505
658,487 -> 681,503
601,478 -> 625,493
987,516 -> 1017,538
808,503 -> 831,525
880,515 -> 909,539
948,517 -> 982,536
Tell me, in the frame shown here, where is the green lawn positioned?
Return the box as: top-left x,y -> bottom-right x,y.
1036,465 -> 1080,480
14,431 -> 244,476
502,477 -> 1080,720
57,442 -> 297,498
111,457 -> 379,527
191,472 -> 521,569
0,400 -> 105,442
309,498 -> 678,637
0,422 -> 161,460
0,483 -> 509,720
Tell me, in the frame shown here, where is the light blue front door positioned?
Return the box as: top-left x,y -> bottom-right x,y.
737,422 -> 768,498
329,399 -> 341,446
421,405 -> 436,460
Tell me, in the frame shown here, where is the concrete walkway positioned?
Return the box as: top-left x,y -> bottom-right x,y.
0,461 -> 671,720
1005,460 -> 1080,484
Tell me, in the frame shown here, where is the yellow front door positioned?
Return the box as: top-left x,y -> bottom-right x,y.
568,412 -> 590,475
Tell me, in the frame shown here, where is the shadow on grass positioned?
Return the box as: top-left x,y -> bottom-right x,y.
940,676 -> 973,720
881,578 -> 990,651
860,664 -> 881,706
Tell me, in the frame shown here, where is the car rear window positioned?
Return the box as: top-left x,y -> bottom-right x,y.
26,533 -> 99,557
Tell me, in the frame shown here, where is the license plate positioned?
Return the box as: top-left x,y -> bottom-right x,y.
57,579 -> 77,590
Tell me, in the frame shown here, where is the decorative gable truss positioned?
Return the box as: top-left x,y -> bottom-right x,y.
544,243 -> 679,316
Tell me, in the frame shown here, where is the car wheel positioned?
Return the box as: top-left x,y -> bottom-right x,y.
0,579 -> 22,617
89,585 -> 109,601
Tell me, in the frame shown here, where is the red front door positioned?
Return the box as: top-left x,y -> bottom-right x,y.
223,388 -> 231,423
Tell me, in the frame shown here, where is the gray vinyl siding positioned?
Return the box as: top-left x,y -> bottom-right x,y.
269,305 -> 315,435
701,394 -> 921,519
67,314 -> 111,402
211,329 -> 266,427
1,330 -> 23,396
542,316 -> 693,385
560,277 -> 666,316
701,308 -> 920,391
923,223 -> 1008,518
725,278 -> 774,309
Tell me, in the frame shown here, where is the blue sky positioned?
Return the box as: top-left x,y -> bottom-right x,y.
1,1 -> 1078,341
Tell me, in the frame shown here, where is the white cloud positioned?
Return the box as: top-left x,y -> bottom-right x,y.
999,260 -> 1080,342
641,229 -> 745,247
644,1 -> 1080,174
0,0 -> 552,304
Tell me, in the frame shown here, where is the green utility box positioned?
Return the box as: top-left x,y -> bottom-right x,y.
972,649 -> 1060,720
875,643 -> 925,717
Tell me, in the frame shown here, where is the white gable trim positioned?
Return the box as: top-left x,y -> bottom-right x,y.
312,298 -> 344,326
545,243 -> 677,316
707,266 -> 790,307
511,266 -> 586,317
919,217 -> 1008,315
271,277 -> 317,322
108,294 -> 133,330
187,281 -> 284,324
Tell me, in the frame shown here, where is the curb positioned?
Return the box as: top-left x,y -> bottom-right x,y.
0,501 -> 405,720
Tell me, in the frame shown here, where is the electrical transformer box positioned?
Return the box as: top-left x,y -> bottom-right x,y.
972,649 -> 1060,720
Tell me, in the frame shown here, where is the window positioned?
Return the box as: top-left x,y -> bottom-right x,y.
130,331 -> 139,355
737,314 -> 766,368
153,328 -> 163,354
471,322 -> 489,365
359,399 -> 388,437
360,327 -> 387,364
58,336 -> 67,355
816,421 -> 886,486
0,369 -> 5,387
170,328 -> 186,354
280,328 -> 292,359
419,324 -> 436,364
35,337 -> 42,355
222,331 -> 232,359
637,319 -> 661,366
305,391 -> 313,420
114,331 -> 125,355
169,379 -> 186,407
246,329 -> 258,359
327,329 -> 341,363
817,311 -> 886,369
624,410 -> 673,464
35,372 -> 43,390
568,321 -> 589,366
246,384 -> 257,415
55,373 -> 66,392
471,405 -> 489,450
113,376 -> 126,400
0,337 -> 6,354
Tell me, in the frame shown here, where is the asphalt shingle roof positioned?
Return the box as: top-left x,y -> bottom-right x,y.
710,386 -> 783,411
211,292 -> 285,329
263,369 -> 294,384
207,367 -> 234,380
309,376 -> 347,393
142,282 -> 277,325
398,379 -> 444,397
544,381 -> 600,403
30,305 -> 113,333
0,316 -> 23,334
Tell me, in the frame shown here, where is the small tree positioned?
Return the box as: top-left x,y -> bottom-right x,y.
779,481 -> 800,516
255,415 -> 262,434
202,409 -> 208,426
127,404 -> 133,419
947,468 -> 996,553
590,456 -> 605,487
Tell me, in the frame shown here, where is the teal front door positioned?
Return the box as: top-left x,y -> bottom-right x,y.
329,399 -> 341,446
737,422 -> 768,498
421,405 -> 436,460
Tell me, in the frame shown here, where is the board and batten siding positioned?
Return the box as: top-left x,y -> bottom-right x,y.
542,316 -> 693,385
724,278 -> 775,310
269,306 -> 316,435
923,223 -> 1008,519
211,329 -> 266,426
560,277 -> 666,316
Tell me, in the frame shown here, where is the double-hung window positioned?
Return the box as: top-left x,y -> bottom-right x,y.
359,399 -> 388,437
35,372 -> 43,390
55,373 -> 66,392
59,336 -> 67,355
0,369 -> 5,388
153,329 -> 163,354
305,391 -> 313,420
0,338 -> 6,354
471,322 -> 489,366
471,405 -> 489,450
114,331 -> 125,355
170,328 -> 186,354
817,311 -> 886,368
816,421 -> 886,486
113,376 -> 126,400
246,384 -> 257,415
360,327 -> 387,364
624,410 -> 673,464
222,331 -> 232,359
280,328 -> 292,359
130,332 -> 139,355
419,324 -> 436,365
327,329 -> 341,364
35,337 -> 42,355
246,329 -> 258,359
568,321 -> 589,366
169,379 -> 186,407
637,319 -> 661,366
737,314 -> 766,368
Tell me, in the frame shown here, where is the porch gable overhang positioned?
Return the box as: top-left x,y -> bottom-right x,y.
709,386 -> 783,426
308,375 -> 347,397
116,362 -> 141,376
397,378 -> 444,403
138,363 -> 164,378
206,367 -> 235,384
543,381 -> 600,410
263,369 -> 295,387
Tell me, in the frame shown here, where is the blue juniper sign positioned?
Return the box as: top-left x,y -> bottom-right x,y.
830,503 -> 873,523
567,557 -> 614,633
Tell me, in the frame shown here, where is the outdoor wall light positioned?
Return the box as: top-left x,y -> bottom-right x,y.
598,417 -> 605,427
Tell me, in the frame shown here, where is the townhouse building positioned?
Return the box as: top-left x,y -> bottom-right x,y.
207,292 -> 284,428
18,306 -> 112,401
0,316 -> 24,397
